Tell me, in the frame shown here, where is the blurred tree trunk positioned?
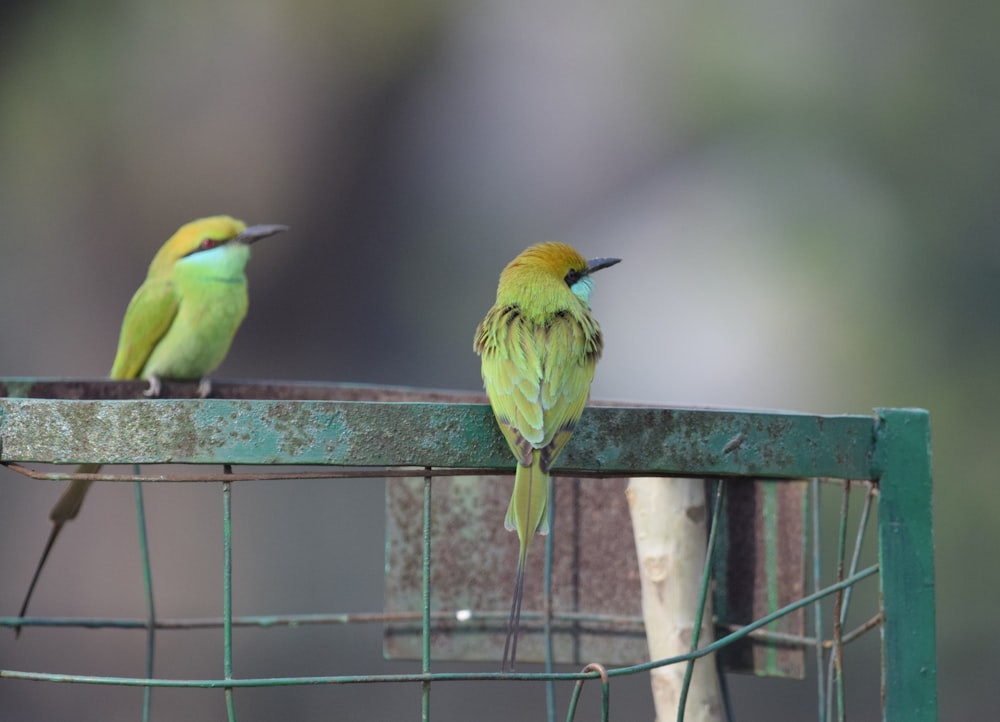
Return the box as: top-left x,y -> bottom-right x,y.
627,477 -> 723,722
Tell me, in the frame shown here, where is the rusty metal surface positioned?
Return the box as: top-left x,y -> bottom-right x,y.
384,475 -> 646,665
0,378 -> 488,402
385,477 -> 808,672
0,380 -> 875,479
713,480 -> 807,678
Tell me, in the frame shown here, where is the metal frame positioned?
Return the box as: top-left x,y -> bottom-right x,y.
0,381 -> 937,721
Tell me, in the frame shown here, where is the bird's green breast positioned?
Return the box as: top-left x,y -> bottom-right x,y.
139,246 -> 251,380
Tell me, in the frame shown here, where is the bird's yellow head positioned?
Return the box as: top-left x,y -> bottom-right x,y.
498,241 -> 620,308
148,216 -> 287,276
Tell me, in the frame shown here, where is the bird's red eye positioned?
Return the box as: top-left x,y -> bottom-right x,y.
199,238 -> 218,251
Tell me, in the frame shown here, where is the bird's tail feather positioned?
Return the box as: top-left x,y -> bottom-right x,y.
502,552 -> 527,672
16,464 -> 102,637
502,457 -> 550,670
50,468 -> 99,522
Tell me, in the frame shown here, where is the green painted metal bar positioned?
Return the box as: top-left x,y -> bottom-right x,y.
873,409 -> 938,722
421,472 -> 432,722
0,399 -> 874,479
222,469 -> 237,722
133,472 -> 156,722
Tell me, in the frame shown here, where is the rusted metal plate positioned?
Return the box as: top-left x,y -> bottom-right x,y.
0,381 -> 875,480
713,479 -> 807,678
385,475 -> 647,665
385,475 -> 808,674
0,378 -> 488,403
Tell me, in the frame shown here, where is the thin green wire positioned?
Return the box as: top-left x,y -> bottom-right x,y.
5,468 -> 884,721
826,482 -> 850,722
762,485 -> 780,673
544,479 -> 557,722
1,565 -> 879,690
608,564 -> 878,679
711,479 -> 735,722
811,478 -> 826,722
422,470 -> 432,722
223,466 -> 237,722
676,480 -> 726,722
564,664 -> 609,722
836,486 -> 875,630
133,465 -> 155,722
824,483 -> 875,722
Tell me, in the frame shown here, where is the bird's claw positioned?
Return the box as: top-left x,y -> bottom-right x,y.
143,376 -> 162,398
197,378 -> 212,399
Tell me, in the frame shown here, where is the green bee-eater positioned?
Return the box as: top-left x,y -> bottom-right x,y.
474,242 -> 619,670
16,215 -> 287,635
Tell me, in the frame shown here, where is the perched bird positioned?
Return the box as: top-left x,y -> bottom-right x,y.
16,215 -> 287,635
474,242 -> 619,670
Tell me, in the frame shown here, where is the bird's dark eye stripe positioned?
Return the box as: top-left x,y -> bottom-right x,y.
564,269 -> 582,286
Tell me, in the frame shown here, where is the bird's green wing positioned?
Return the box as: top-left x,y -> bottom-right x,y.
476,304 -> 602,470
476,305 -> 544,465
109,277 -> 179,380
535,310 -> 600,471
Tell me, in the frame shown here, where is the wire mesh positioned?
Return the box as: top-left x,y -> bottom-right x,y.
0,381 -> 937,721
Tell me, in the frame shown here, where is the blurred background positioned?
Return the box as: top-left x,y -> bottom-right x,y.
0,0 -> 992,719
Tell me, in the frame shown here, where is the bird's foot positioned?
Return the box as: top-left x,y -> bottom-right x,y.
197,378 -> 212,399
143,376 -> 162,398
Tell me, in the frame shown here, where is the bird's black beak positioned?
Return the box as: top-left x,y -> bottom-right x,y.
236,224 -> 289,245
586,256 -> 621,274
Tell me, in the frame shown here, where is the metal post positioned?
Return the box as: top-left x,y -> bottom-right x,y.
874,409 -> 938,721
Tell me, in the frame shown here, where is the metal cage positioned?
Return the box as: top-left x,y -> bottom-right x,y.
0,380 -> 937,721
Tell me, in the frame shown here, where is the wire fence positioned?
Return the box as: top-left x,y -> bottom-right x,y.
0,380 -> 938,721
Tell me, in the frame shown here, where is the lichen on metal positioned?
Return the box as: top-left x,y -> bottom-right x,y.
1,396 -> 875,479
